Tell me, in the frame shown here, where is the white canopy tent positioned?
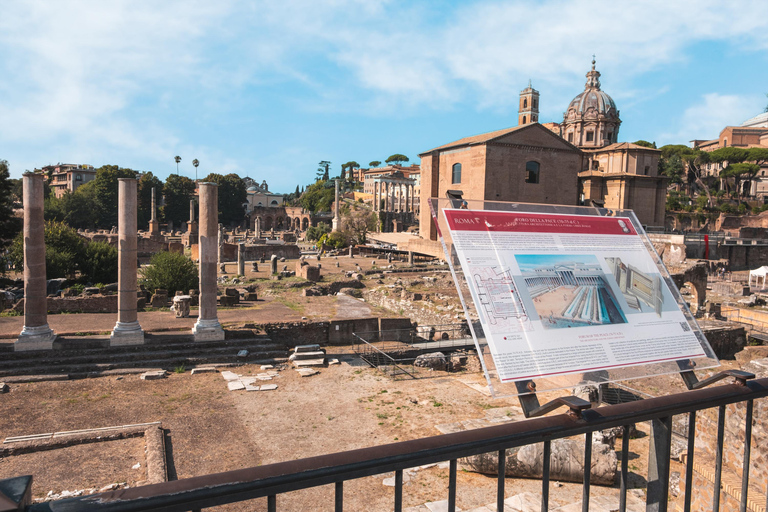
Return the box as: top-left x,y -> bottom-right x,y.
749,266 -> 768,287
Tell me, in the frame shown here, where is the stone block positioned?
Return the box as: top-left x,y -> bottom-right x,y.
150,294 -> 167,308
140,370 -> 167,380
260,384 -> 278,391
225,287 -> 239,297
0,382 -> 8,393
221,371 -> 240,381
191,368 -> 217,375
244,292 -> 258,301
219,295 -> 238,307
227,381 -> 245,391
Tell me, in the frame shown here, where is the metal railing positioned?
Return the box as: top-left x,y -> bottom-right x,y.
3,376 -> 766,511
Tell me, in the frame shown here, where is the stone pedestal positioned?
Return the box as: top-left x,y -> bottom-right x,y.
193,183 -> 224,341
16,173 -> 56,351
111,178 -> 144,346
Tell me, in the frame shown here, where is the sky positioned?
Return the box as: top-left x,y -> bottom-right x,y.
1,0 -> 768,194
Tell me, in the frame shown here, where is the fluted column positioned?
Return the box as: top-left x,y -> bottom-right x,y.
193,182 -> 224,341
16,172 -> 56,351
111,178 -> 144,346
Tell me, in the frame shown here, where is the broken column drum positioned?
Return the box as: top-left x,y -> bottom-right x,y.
193,183 -> 225,341
111,178 -> 145,346
16,172 -> 56,351
270,254 -> 278,274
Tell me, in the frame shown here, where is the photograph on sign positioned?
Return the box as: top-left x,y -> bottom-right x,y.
432,199 -> 718,397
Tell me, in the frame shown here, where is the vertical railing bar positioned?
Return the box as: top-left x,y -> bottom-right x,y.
335,481 -> 344,512
541,440 -> 551,512
713,405 -> 726,512
740,400 -> 754,512
684,411 -> 696,512
498,449 -> 506,512
582,432 -> 592,512
620,425 -> 630,512
449,459 -> 457,512
394,470 -> 403,512
268,495 -> 276,512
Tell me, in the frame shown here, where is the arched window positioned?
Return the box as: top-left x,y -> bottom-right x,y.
452,163 -> 462,184
523,98 -> 528,108
271,200 -> 278,205
525,161 -> 540,184
522,116 -> 527,124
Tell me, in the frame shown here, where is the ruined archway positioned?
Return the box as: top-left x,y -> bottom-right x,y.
276,217 -> 284,230
301,218 -> 309,230
264,216 -> 273,230
670,262 -> 707,315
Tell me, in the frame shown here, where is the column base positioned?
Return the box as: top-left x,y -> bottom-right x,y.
110,321 -> 145,347
192,318 -> 225,342
16,325 -> 56,351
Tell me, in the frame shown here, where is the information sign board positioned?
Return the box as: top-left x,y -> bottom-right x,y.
433,199 -> 719,396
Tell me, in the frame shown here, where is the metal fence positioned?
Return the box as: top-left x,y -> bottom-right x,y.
6,375 -> 767,512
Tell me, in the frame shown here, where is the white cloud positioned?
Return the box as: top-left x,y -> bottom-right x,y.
659,93 -> 766,144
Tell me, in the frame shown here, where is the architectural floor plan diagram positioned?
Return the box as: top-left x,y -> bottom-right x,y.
471,266 -> 531,332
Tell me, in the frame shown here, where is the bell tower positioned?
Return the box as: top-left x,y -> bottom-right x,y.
518,80 -> 539,126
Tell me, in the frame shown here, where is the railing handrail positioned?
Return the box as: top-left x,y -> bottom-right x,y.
26,377 -> 768,512
351,333 -> 416,379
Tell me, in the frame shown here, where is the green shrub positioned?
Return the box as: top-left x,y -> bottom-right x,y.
140,251 -> 198,295
82,241 -> 118,284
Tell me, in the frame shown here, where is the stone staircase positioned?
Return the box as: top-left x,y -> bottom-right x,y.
0,332 -> 288,381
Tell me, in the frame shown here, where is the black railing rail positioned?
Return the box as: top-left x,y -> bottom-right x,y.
13,377 -> 768,512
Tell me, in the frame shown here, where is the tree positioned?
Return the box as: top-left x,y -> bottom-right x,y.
306,222 -> 330,242
659,153 -> 685,185
192,159 -> 200,181
660,145 -> 714,207
341,204 -> 378,245
369,161 -> 381,168
139,251 -> 198,295
299,180 -> 335,213
341,161 -> 360,181
8,220 -> 86,278
163,174 -> 197,226
721,163 -> 760,200
89,165 -> 139,229
0,160 -> 22,261
385,154 -> 409,166
317,161 -> 331,181
632,140 -> 656,149
45,187 -> 99,229
174,155 -> 181,175
81,241 -> 118,284
202,173 -> 247,226
137,172 -> 164,228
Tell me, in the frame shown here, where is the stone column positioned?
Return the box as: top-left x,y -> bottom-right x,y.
255,217 -> 261,238
111,178 -> 144,346
332,179 -> 340,231
188,199 -> 198,237
16,172 -> 56,351
237,243 -> 245,276
149,187 -> 160,237
193,183 -> 224,341
374,182 -> 379,211
217,223 -> 223,266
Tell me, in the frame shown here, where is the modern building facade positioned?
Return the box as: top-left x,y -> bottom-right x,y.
36,164 -> 96,198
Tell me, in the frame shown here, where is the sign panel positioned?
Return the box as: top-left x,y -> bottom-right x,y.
443,208 -> 706,383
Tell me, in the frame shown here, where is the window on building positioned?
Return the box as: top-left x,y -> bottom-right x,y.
525,161 -> 540,184
452,163 -> 462,184
533,99 -> 538,109
522,116 -> 527,124
523,99 -> 528,108
75,174 -> 82,181
586,131 -> 594,142
607,132 -> 613,142
644,166 -> 650,176
271,200 -> 278,205
568,133 -> 573,143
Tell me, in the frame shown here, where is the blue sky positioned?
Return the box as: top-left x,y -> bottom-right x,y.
2,0 -> 768,193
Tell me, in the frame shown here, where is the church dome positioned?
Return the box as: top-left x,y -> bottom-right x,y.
565,59 -> 618,117
561,58 -> 621,148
